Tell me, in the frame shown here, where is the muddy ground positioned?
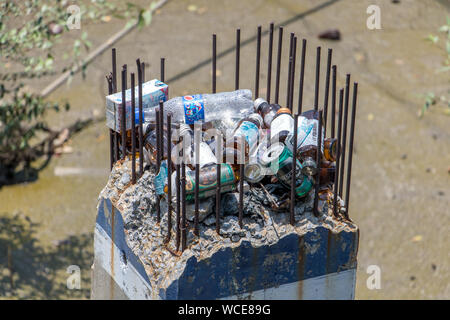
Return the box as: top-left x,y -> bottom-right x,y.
0,0 -> 449,299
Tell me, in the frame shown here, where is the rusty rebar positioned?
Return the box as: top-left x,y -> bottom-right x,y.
330,65 -> 337,138
112,48 -> 117,92
107,74 -> 114,170
141,62 -> 145,82
255,25 -> 261,99
235,28 -> 240,90
286,32 -> 294,109
323,48 -> 332,135
212,34 -> 217,93
313,110 -> 323,216
194,124 -> 200,237
175,163 -> 181,251
338,74 -> 351,197
121,65 -> 127,160
166,113 -> 172,243
155,108 -> 161,223
181,161 -> 187,251
130,73 -> 136,184
290,37 -> 297,111
314,47 -> 321,110
136,59 -> 144,176
344,82 -> 358,219
266,22 -> 274,103
298,39 -> 306,114
290,113 -> 298,225
159,100 -> 164,162
161,58 -> 165,82
275,26 -> 283,104
333,88 -> 344,218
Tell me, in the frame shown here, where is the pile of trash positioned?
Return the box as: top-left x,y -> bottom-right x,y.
105,82 -> 338,207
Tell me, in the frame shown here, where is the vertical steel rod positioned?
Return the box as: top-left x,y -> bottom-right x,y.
121,65 -> 127,160
286,32 -> 294,109
275,26 -> 283,104
166,113 -> 172,242
298,39 -> 307,114
236,28 -> 243,228
330,65 -> 337,138
313,110 -> 323,216
314,47 -> 321,110
266,23 -> 274,103
194,124 -> 200,237
344,82 -> 358,219
112,48 -> 117,92
175,163 -> 181,251
181,162 -> 187,251
338,74 -> 351,197
141,62 -> 145,82
212,34 -> 221,235
290,37 -> 297,111
333,89 -> 344,218
160,58 -> 165,82
130,73 -> 136,184
290,114 -> 298,225
235,28 -> 240,90
323,48 -> 332,136
136,59 -> 144,176
212,34 -> 217,94
107,75 -> 115,170
155,108 -> 161,222
255,25 -> 262,99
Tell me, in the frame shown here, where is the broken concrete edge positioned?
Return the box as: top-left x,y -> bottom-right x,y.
92,160 -> 359,299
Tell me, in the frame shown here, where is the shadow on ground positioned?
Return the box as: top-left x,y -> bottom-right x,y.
0,213 -> 93,299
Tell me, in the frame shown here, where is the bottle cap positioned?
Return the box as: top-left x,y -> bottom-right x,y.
254,98 -> 268,112
301,157 -> 317,176
247,113 -> 264,128
276,107 -> 292,115
244,163 -> 265,183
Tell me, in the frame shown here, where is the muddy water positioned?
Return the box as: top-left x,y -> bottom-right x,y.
1,0 -> 449,299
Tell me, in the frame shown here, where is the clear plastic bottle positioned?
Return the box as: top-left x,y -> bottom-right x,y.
224,113 -> 263,165
171,124 -> 217,169
143,89 -> 254,125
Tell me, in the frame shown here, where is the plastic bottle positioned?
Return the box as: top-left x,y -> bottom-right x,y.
143,89 -> 254,125
269,108 -> 294,145
171,124 -> 217,169
323,138 -> 337,162
295,109 -> 324,177
254,98 -> 281,129
224,113 -> 263,165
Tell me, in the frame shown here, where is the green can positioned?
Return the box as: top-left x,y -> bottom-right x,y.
261,142 -> 312,197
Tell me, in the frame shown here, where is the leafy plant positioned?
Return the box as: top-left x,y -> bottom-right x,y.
0,0 -> 155,184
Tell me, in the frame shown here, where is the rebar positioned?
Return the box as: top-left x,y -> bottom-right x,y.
166,113 -> 172,242
266,23 -> 274,103
290,113 -> 298,225
235,28 -> 240,90
344,82 -> 358,219
130,73 -> 136,184
313,110 -> 323,216
255,25 -> 261,99
275,26 -> 283,104
298,39 -> 307,114
330,65 -> 337,138
136,59 -> 144,176
121,65 -> 127,160
314,47 -> 321,110
338,74 -> 351,197
323,48 -> 332,135
333,89 -> 344,218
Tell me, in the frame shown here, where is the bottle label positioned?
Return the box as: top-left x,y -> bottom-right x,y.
234,121 -> 259,146
270,114 -> 294,141
182,94 -> 205,124
153,160 -> 168,196
185,164 -> 236,199
287,117 -> 324,152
